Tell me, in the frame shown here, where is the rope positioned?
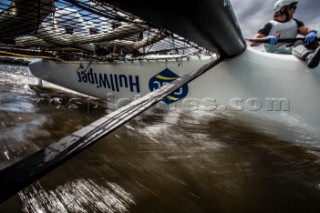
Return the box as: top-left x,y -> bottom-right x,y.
0,50 -> 68,63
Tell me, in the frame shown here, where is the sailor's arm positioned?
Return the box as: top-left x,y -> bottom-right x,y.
250,22 -> 273,47
250,33 -> 266,46
298,26 -> 316,36
298,26 -> 317,44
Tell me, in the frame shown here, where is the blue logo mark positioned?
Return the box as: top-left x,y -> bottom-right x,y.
149,68 -> 189,104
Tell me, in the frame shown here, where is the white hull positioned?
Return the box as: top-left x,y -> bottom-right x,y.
29,47 -> 320,131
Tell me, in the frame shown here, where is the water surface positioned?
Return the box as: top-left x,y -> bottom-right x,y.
1,64 -> 320,213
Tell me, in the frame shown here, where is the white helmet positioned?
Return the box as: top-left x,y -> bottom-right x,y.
273,0 -> 298,12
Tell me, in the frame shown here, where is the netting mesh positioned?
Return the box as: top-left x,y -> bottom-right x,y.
0,0 -> 211,61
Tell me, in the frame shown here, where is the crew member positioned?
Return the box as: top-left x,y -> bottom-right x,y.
251,0 -> 320,68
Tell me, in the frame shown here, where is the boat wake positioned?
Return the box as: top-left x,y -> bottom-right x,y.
18,179 -> 135,213
124,108 -> 320,153
231,111 -> 320,151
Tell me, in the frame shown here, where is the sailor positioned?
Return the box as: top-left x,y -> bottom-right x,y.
250,0 -> 320,68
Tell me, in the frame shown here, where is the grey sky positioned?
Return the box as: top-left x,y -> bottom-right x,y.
230,0 -> 320,38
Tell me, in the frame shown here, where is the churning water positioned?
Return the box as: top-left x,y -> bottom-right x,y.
1,63 -> 320,213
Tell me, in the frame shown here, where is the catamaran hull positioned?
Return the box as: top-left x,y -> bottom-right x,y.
29,48 -> 320,132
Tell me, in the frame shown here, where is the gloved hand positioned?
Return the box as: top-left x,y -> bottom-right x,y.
305,31 -> 317,44
267,35 -> 278,44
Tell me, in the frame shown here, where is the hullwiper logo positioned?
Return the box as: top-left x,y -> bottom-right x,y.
149,68 -> 189,104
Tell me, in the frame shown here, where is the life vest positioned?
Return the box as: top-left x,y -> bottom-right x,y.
268,19 -> 299,38
264,19 -> 299,54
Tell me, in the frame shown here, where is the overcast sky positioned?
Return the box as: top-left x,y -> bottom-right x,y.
229,0 -> 320,38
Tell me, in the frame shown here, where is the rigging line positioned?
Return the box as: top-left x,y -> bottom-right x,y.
65,0 -> 164,30
137,47 -> 191,56
76,59 -> 94,73
142,27 -> 152,56
0,50 -> 78,66
171,34 -> 205,51
0,53 -> 223,204
170,34 -> 177,54
0,50 -> 64,62
64,0 -> 129,22
35,0 -> 41,34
